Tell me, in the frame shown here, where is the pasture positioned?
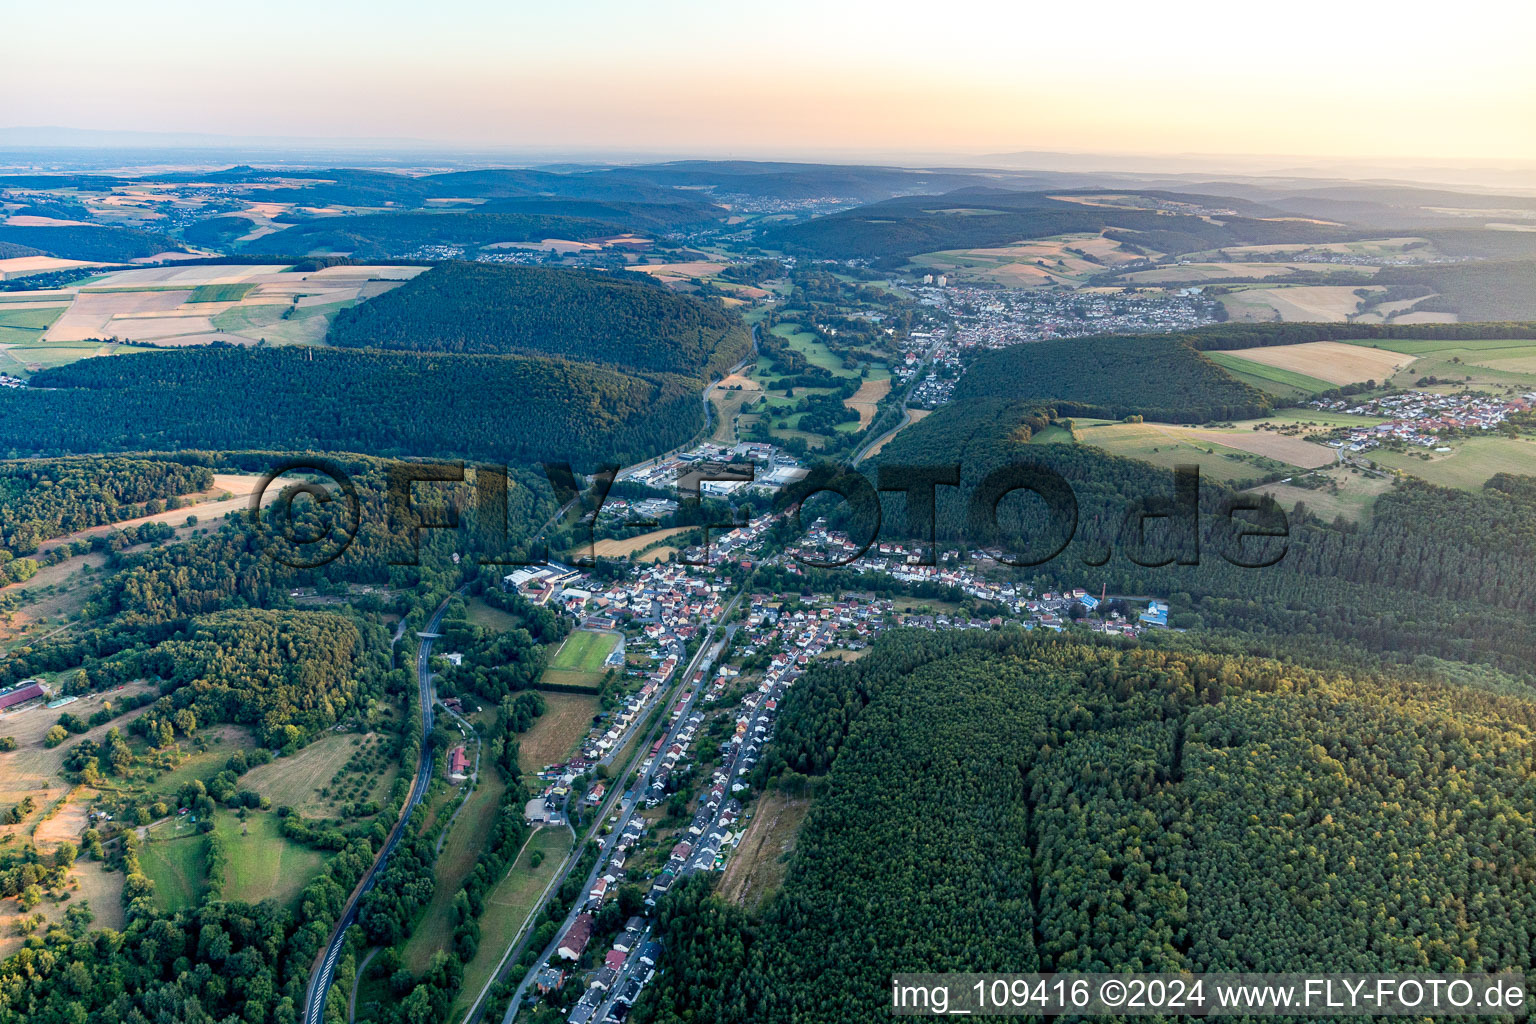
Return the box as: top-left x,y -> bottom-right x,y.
1074,422 -> 1297,482
449,826 -> 573,1020
465,597 -> 524,632
1366,435 -> 1536,491
1211,341 -> 1414,386
767,324 -> 861,379
1247,466 -> 1396,523
240,732 -> 394,817
517,693 -> 600,772
215,810 -> 324,908
1340,337 -> 1536,393
187,283 -> 257,303
139,834 -> 207,911
402,775 -> 509,972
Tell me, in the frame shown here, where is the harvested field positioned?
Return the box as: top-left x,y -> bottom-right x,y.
45,289 -> 192,341
1176,427 -> 1336,468
630,261 -> 728,281
517,693 -> 600,772
718,792 -> 810,910
1220,285 -> 1381,323
0,256 -> 113,280
843,378 -> 890,428
1120,262 -> 1377,284
1216,341 -> 1416,386
591,526 -> 692,558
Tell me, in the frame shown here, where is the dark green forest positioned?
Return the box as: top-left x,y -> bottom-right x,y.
327,263 -> 750,378
952,335 -> 1272,422
0,347 -> 704,467
638,628 -> 1536,1024
0,225 -> 180,262
0,458 -> 212,554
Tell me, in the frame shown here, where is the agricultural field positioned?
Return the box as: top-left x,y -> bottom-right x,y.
539,629 -> 620,690
1365,435 -> 1536,491
1247,465 -> 1398,523
449,826 -> 573,1020
910,232 -> 1143,287
1206,351 -> 1337,398
1074,421 -> 1299,482
1340,337 -> 1536,394
842,377 -> 890,428
709,372 -> 763,444
589,526 -> 692,559
1120,262 -> 1378,284
0,264 -> 426,368
1210,341 -> 1414,386
517,693 -> 601,772
859,408 -> 930,461
1219,284 -> 1385,323
214,810 -> 324,908
1184,237 -> 1437,262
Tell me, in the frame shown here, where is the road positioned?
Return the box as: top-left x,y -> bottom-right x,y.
302,590 -> 458,1024
851,329 -> 941,466
492,590 -> 746,1024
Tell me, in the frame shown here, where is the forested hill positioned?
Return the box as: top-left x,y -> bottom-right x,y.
862,395 -> 1536,672
0,457 -> 212,554
0,346 -> 704,467
952,335 -> 1271,422
639,628 -> 1536,1024
760,189 -> 1357,261
327,262 -> 751,379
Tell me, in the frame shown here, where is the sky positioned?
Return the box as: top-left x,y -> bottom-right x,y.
5,0 -> 1535,165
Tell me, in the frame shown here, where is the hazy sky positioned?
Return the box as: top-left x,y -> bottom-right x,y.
6,0 -> 1535,162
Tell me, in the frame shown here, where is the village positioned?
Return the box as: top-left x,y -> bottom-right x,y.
1313,389 -> 1535,453
484,504 -> 1171,1023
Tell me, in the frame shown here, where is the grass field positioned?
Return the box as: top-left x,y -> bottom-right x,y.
0,306 -> 67,331
1212,341 -> 1413,386
769,324 -> 861,378
1334,338 -> 1536,393
140,834 -> 207,911
187,283 -> 258,303
215,810 -> 324,908
239,732 -> 394,817
402,775 -> 509,972
209,298 -> 355,346
1075,422 -> 1295,482
464,597 -> 523,632
1207,351 -> 1337,396
518,693 -> 600,771
1247,466 -> 1396,523
717,793 -> 810,911
1366,435 -> 1536,491
449,827 -> 572,1020
1028,424 -> 1075,444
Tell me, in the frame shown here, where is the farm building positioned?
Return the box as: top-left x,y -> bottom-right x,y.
0,681 -> 46,712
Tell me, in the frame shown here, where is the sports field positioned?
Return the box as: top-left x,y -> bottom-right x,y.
540,630 -> 619,690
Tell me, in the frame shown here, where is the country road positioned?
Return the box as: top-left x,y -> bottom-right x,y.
302,589 -> 459,1024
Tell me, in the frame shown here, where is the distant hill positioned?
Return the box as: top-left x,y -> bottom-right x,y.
240,211 -> 623,259
761,189 -> 1358,261
0,223 -> 179,261
952,334 -> 1270,423
326,262 -> 751,379
1,346 -> 705,467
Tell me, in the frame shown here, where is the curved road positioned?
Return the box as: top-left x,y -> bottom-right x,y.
303,591 -> 458,1024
